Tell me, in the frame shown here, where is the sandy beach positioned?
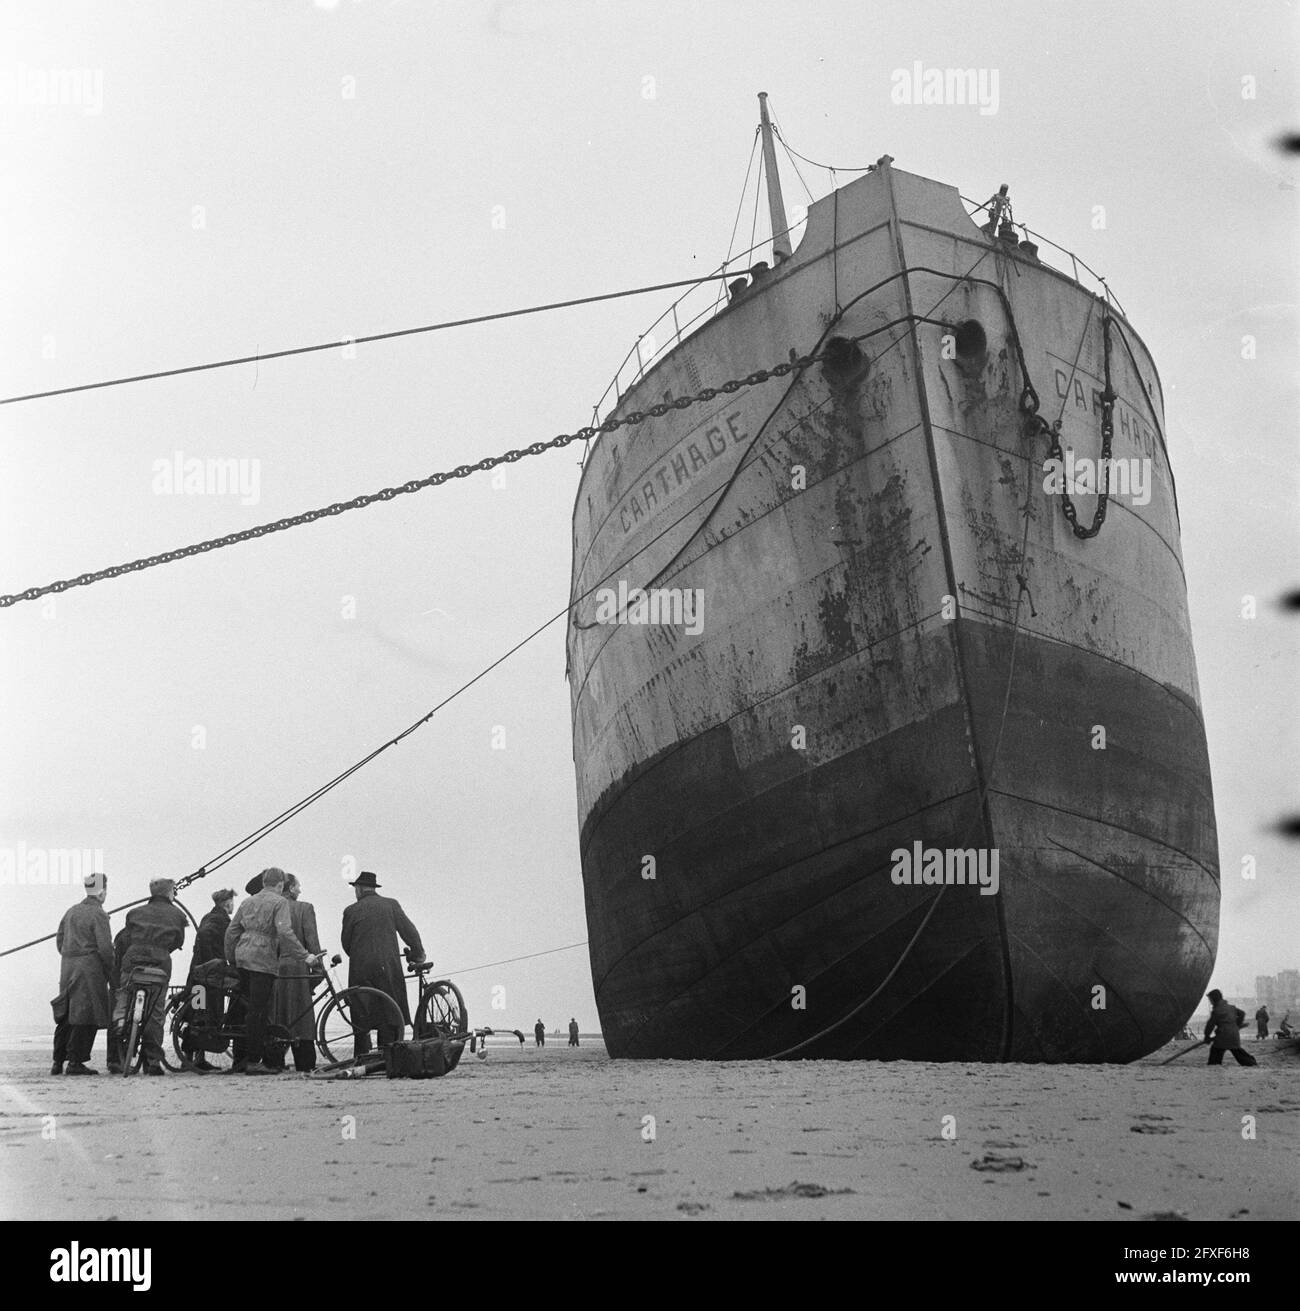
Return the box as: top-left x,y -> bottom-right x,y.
2,1038 -> 1295,1221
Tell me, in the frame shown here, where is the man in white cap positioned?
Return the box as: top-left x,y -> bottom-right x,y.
51,872 -> 114,1075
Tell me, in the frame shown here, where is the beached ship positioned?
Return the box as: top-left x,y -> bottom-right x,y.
566,97 -> 1218,1062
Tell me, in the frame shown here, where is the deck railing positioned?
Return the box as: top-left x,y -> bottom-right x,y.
586,196 -> 1126,437
587,272 -> 737,431
960,194 -> 1128,319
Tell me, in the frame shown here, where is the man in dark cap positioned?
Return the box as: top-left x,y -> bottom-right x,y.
51,873 -> 114,1075
193,889 -> 236,969
340,871 -> 424,1054
114,878 -> 189,1075
1204,989 -> 1257,1066
182,889 -> 236,1071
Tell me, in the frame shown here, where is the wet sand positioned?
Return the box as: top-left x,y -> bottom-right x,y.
1,1039 -> 1295,1221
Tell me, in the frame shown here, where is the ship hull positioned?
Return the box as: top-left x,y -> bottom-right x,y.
567,161 -> 1218,1061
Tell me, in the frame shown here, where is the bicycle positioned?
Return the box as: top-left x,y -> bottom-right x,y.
163,952 -> 405,1072
118,965 -> 171,1077
405,954 -> 468,1071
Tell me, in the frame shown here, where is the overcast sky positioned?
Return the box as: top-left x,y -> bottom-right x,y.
1,0 -> 1296,1037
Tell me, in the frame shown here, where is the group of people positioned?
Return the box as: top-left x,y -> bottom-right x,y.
51,866 -> 425,1077
531,1018 -> 581,1048
1251,1004 -> 1294,1040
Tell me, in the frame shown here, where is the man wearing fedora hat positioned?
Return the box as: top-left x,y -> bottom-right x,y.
340,871 -> 424,1054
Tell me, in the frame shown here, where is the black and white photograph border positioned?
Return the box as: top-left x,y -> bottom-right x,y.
0,0 -> 1296,1260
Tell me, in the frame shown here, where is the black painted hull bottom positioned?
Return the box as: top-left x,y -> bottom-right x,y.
582,622 -> 1218,1061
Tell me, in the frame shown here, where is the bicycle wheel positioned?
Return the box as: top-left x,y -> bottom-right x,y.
415,980 -> 467,1039
160,994 -> 188,1072
169,994 -> 240,1073
122,989 -> 146,1078
317,987 -> 405,1067
416,981 -> 467,1071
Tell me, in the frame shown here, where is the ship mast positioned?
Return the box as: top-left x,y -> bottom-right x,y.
757,92 -> 792,264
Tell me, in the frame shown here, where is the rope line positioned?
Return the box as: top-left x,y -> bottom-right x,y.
0,272 -> 745,408
159,351 -> 828,887
440,941 -> 589,977
770,127 -> 876,176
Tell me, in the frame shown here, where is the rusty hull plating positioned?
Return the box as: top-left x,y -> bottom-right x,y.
566,160 -> 1218,1062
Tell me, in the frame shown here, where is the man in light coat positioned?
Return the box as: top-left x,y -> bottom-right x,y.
225,868 -> 313,1075
268,873 -> 323,1072
340,871 -> 423,1055
51,873 -> 114,1075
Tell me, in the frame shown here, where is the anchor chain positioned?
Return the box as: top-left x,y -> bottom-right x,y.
1021,312 -> 1116,539
0,356 -> 818,609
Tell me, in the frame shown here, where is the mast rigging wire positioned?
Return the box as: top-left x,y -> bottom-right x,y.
0,271 -> 747,408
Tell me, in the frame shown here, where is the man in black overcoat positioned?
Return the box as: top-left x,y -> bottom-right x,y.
183,888 -> 236,1071
340,871 -> 424,1054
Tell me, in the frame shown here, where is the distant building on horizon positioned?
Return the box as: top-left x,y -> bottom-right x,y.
1252,970 -> 1299,1016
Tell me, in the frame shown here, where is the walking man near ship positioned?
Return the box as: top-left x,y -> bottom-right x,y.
568,1018 -> 579,1047
534,1019 -> 545,1048
1203,990 -> 1258,1066
340,871 -> 424,1055
1255,1004 -> 1269,1040
51,873 -> 114,1075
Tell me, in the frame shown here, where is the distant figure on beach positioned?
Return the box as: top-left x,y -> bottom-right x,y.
340,871 -> 424,1056
182,887 -> 236,1072
51,873 -> 113,1076
226,868 -> 312,1075
1278,1012 -> 1294,1039
534,1019 -> 545,1048
268,874 -> 323,1072
568,1018 -> 579,1047
1255,1005 -> 1269,1040
114,877 -> 189,1075
1203,990 -> 1257,1067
